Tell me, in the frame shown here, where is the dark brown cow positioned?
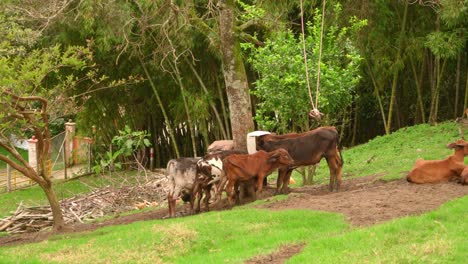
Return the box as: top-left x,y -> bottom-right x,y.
256,126 -> 343,193
220,148 -> 294,205
407,139 -> 468,184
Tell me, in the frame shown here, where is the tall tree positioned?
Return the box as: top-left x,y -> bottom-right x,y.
218,0 -> 254,150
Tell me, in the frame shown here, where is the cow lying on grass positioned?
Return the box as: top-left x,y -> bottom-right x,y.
459,167 -> 468,185
219,148 -> 294,205
406,139 -> 468,184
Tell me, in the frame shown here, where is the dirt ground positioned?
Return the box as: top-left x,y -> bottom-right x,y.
1,174 -> 467,262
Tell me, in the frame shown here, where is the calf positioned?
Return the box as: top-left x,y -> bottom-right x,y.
193,150 -> 247,211
219,148 -> 294,205
256,126 -> 343,193
166,157 -> 200,217
406,139 -> 468,184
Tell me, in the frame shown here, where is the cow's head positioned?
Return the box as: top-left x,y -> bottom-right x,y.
267,148 -> 294,166
196,159 -> 212,177
447,139 -> 468,156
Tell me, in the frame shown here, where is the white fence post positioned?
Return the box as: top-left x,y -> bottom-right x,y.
65,120 -> 76,167
28,136 -> 38,172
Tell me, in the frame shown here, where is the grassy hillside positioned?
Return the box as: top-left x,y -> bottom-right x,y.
0,122 -> 467,263
303,121 -> 465,185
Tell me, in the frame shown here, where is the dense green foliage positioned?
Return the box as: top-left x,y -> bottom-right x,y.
248,4 -> 366,132
1,0 -> 468,164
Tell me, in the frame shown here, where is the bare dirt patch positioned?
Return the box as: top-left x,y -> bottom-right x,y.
259,175 -> 468,227
0,175 -> 466,252
245,243 -> 306,264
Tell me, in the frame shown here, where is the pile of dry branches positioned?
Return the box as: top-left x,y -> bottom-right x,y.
0,172 -> 170,234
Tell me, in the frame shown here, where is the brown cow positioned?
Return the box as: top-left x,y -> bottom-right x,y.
192,150 -> 246,212
256,126 -> 343,193
219,148 -> 294,205
459,167 -> 468,185
407,139 -> 468,184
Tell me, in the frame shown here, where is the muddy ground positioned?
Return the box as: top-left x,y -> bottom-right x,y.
1,175 -> 467,263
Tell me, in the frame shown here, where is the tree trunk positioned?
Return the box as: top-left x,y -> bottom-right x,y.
218,0 -> 254,151
429,58 -> 447,124
171,62 -> 198,157
185,57 -> 229,140
41,180 -> 65,231
410,56 -> 426,123
216,73 -> 232,139
366,60 -> 387,133
454,53 -> 461,118
351,104 -> 358,146
386,2 -> 408,134
139,57 -> 180,158
464,67 -> 468,113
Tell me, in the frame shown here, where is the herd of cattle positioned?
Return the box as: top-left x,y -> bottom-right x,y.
165,126 -> 467,218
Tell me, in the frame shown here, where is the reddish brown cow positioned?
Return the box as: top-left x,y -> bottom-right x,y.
407,139 -> 468,184
220,148 -> 294,205
256,126 -> 343,193
192,150 -> 247,212
459,167 -> 468,185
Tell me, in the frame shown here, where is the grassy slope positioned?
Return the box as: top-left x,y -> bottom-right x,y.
0,148 -> 28,169
0,122 -> 467,263
295,121 -> 465,185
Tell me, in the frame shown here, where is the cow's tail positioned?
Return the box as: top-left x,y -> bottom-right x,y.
336,137 -> 344,166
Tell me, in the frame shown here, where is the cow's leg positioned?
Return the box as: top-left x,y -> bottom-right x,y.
167,193 -> 173,217
225,180 -> 236,205
168,192 -> 177,218
195,191 -> 202,214
234,181 -> 241,205
280,169 -> 293,194
326,152 -> 342,191
257,174 -> 265,193
215,172 -> 228,203
276,168 -> 287,194
204,185 -> 212,211
192,183 -> 201,213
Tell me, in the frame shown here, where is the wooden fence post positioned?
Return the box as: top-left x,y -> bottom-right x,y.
63,139 -> 68,180
6,164 -> 11,192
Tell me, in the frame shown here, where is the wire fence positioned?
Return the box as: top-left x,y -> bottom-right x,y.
0,132 -> 94,193
0,165 -> 35,193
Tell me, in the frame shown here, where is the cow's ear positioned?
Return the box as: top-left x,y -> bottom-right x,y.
447,142 -> 457,149
267,153 -> 280,163
447,142 -> 464,149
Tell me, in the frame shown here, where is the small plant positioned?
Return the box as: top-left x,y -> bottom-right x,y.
93,126 -> 151,174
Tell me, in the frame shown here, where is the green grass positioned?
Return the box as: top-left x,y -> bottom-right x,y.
293,122 -> 467,185
0,122 -> 467,263
288,196 -> 468,263
0,148 -> 28,169
0,207 -> 348,263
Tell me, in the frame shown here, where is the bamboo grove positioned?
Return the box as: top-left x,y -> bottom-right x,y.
1,0 -> 467,167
